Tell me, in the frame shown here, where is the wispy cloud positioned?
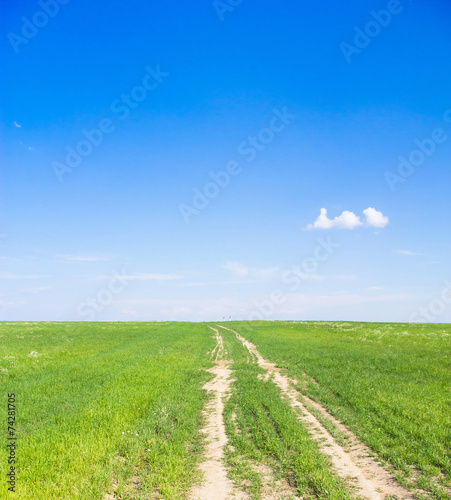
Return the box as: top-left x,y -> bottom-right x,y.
298,273 -> 326,281
92,272 -> 181,281
395,250 -> 422,256
180,279 -> 260,287
0,300 -> 26,311
277,292 -> 414,312
14,121 -> 21,128
0,256 -> 38,262
306,207 -> 389,230
0,272 -> 49,280
110,290 -> 415,322
21,287 -> 51,294
19,140 -> 35,151
222,263 -> 356,284
333,274 -> 357,281
57,254 -> 109,262
124,273 -> 181,281
222,261 -> 280,280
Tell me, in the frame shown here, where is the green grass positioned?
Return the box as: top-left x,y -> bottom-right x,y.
232,321 -> 451,499
217,325 -> 353,500
2,320 -> 449,499
0,321 -> 214,499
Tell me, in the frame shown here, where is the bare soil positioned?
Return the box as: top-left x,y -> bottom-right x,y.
190,327 -> 248,500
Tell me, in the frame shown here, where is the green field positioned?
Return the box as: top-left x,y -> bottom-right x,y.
1,321 -> 450,499
233,321 -> 451,498
0,322 -> 214,499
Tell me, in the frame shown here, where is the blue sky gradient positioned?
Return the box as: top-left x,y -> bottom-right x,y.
1,0 -> 450,321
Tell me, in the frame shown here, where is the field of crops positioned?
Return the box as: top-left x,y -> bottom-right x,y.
1,321 -> 450,499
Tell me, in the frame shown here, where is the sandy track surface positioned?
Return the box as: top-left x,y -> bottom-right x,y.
190,327 -> 248,500
218,325 -> 414,500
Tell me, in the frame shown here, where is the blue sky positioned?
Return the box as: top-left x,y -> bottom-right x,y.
1,0 -> 450,322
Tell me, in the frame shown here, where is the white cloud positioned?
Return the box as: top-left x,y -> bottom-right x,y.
362,207 -> 389,228
306,208 -> 362,230
306,207 -> 388,230
14,121 -> 21,128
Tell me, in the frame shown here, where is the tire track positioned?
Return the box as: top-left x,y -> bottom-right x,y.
190,327 -> 248,500
218,325 -> 414,500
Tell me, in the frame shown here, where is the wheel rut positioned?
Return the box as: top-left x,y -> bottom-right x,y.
190,327 -> 248,500
218,325 -> 414,500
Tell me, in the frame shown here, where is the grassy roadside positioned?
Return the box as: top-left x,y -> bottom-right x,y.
217,324 -> 353,500
0,322 -> 214,499
233,321 -> 451,499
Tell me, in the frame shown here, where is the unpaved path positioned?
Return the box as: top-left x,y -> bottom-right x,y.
218,325 -> 414,500
190,327 -> 248,500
